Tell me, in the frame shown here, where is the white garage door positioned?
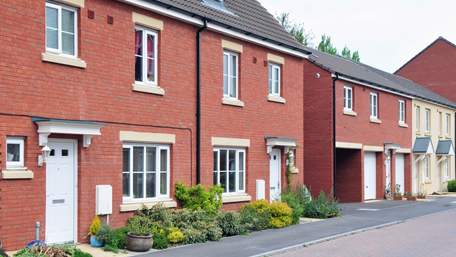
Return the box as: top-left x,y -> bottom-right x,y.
364,152 -> 377,200
395,153 -> 405,195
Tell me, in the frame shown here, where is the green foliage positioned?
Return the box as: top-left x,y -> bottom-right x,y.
275,12 -> 314,47
268,201 -> 293,228
174,182 -> 223,215
167,230 -> 185,244
448,180 -> 456,192
240,199 -> 293,230
95,223 -> 113,242
317,34 -> 360,61
0,248 -> 8,257
302,190 -> 339,219
281,182 -> 308,225
394,184 -> 402,196
128,215 -> 154,236
152,233 -> 169,250
14,243 -> 93,257
239,204 -> 270,231
217,210 -> 247,236
89,215 -> 101,236
113,226 -> 130,249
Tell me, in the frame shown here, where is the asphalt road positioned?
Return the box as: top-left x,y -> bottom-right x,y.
138,196 -> 456,257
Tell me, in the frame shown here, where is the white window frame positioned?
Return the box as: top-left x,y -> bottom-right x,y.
416,106 -> 420,132
425,109 -> 430,133
446,159 -> 450,178
135,26 -> 159,86
213,148 -> 246,195
223,51 -> 239,99
446,114 -> 450,136
438,112 -> 442,135
425,156 -> 429,179
122,143 -> 170,203
370,92 -> 378,119
344,86 -> 353,111
269,63 -> 281,97
399,100 -> 405,123
45,2 -> 78,58
6,137 -> 25,169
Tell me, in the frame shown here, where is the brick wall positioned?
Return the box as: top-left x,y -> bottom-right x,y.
335,149 -> 362,202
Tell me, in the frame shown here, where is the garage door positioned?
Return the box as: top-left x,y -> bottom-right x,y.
395,153 -> 404,195
364,152 -> 376,200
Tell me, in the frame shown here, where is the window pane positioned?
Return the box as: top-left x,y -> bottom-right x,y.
7,144 -> 20,162
239,152 -> 244,171
269,65 -> 272,94
229,171 -> 235,192
46,28 -> 59,49
160,173 -> 167,195
274,67 -> 279,93
230,77 -> 236,98
220,171 -> 227,193
135,30 -> 143,82
122,173 -> 130,197
133,147 -> 144,172
123,148 -> 130,171
46,7 -> 58,29
344,89 -> 347,108
229,150 -> 236,171
62,32 -> 74,55
213,171 -> 218,186
213,151 -> 218,171
160,149 -> 167,171
146,173 -> 156,198
239,151 -> 244,191
133,173 -> 144,198
62,9 -> 74,33
220,150 -> 227,171
230,55 -> 236,77
223,55 -> 228,95
239,171 -> 244,191
146,147 -> 156,172
146,34 -> 155,82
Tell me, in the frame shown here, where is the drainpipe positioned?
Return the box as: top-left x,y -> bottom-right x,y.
35,222 -> 40,241
196,19 -> 208,185
332,73 -> 339,198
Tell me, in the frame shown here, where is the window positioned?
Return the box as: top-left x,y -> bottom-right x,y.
439,112 -> 442,135
399,100 -> 405,123
370,92 -> 378,119
223,51 -> 238,99
135,27 -> 158,86
269,63 -> 280,96
6,137 -> 25,169
424,156 -> 429,179
122,143 -> 170,202
45,2 -> 77,57
446,114 -> 450,136
416,106 -> 420,132
344,86 -> 353,111
425,109 -> 430,133
446,159 -> 450,178
213,148 -> 245,194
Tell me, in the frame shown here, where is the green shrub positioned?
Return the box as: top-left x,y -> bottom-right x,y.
217,210 -> 247,236
239,202 -> 270,231
128,215 -> 154,236
167,230 -> 184,243
13,243 -> 93,257
281,183 -> 308,225
174,182 -> 223,215
152,232 -> 169,249
303,190 -> 339,219
268,201 -> 293,228
448,180 -> 456,192
113,226 -> 130,249
239,199 -> 293,230
89,215 -> 101,236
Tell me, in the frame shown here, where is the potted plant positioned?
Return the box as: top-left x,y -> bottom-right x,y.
87,215 -> 103,247
417,190 -> 427,199
405,191 -> 417,201
126,215 -> 154,252
393,184 -> 403,200
384,183 -> 392,200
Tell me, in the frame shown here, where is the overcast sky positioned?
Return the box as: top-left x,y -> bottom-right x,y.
258,0 -> 456,73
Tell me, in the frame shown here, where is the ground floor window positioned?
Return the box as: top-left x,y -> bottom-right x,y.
213,148 -> 245,194
123,143 -> 170,202
6,137 -> 25,169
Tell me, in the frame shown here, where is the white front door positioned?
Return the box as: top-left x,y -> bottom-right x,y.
385,153 -> 391,190
395,154 -> 404,194
269,149 -> 281,202
364,152 -> 376,200
46,140 -> 76,244
437,163 -> 441,192
414,159 -> 418,194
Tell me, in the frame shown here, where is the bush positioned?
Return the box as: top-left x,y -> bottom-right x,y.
281,183 -> 309,224
239,199 -> 293,230
89,215 -> 101,236
448,180 -> 456,192
303,190 -> 339,219
13,243 -> 93,257
152,232 -> 169,250
217,210 -> 247,236
268,201 -> 293,228
112,226 -> 130,249
167,230 -> 185,243
174,182 -> 223,215
239,202 -> 271,231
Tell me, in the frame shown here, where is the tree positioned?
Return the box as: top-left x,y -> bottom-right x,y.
317,34 -> 361,62
276,12 -> 314,47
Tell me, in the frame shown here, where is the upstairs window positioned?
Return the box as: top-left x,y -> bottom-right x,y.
223,51 -> 238,99
370,92 -> 378,119
45,2 -> 77,57
425,109 -> 430,133
416,106 -> 420,132
269,63 -> 280,97
424,156 -> 429,179
439,112 -> 442,135
399,100 -> 405,123
6,137 -> 25,169
135,27 -> 158,86
446,114 -> 450,136
344,86 -> 353,111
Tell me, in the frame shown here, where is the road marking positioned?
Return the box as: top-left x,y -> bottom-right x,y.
451,201 -> 456,204
356,208 -> 380,211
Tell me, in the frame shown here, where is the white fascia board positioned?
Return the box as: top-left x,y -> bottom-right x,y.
117,0 -> 308,59
36,121 -> 104,136
333,74 -> 415,99
418,98 -> 456,111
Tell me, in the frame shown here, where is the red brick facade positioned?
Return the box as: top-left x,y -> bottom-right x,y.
0,0 -> 305,250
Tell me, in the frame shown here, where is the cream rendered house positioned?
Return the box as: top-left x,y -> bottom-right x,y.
413,99 -> 455,194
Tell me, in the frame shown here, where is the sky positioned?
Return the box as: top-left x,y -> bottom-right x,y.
258,0 -> 456,73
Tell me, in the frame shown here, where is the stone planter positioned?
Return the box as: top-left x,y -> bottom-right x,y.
384,193 -> 393,200
126,232 -> 153,252
393,196 -> 403,200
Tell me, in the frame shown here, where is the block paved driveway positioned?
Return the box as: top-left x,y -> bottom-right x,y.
275,209 -> 456,257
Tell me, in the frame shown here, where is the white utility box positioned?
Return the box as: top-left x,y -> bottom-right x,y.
256,180 -> 265,200
96,185 -> 112,215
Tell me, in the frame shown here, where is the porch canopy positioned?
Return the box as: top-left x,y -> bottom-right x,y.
264,136 -> 299,154
413,137 -> 435,163
32,117 -> 107,148
436,140 -> 455,164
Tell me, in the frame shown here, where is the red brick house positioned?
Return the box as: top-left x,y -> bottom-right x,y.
304,48 -> 456,202
0,0 -> 310,250
395,37 -> 456,103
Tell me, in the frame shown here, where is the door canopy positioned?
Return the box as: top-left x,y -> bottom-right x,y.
264,136 -> 299,154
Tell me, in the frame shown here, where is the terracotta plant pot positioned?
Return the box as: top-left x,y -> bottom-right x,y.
393,196 -> 403,200
407,196 -> 417,201
126,232 -> 153,252
417,195 -> 426,199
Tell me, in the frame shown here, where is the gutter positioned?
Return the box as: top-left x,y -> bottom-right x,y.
332,73 -> 339,198
196,19 -> 208,185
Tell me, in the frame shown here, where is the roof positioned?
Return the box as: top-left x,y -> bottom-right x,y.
412,137 -> 434,154
139,0 -> 311,55
436,140 -> 455,155
304,46 -> 456,109
395,36 -> 456,74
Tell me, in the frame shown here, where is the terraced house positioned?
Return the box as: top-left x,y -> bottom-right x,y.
0,0 -> 310,250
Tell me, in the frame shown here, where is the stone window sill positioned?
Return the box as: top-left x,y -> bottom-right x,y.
370,118 -> 381,124
425,133 -> 431,137
222,98 -> 244,107
120,200 -> 177,212
267,95 -> 286,104
42,53 -> 87,69
425,180 -> 432,184
222,194 -> 252,203
416,131 -> 421,135
399,123 -> 408,128
343,110 -> 357,116
2,169 -> 34,179
132,84 -> 165,95
446,135 -> 452,139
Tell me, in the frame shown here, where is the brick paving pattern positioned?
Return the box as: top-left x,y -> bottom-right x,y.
275,210 -> 456,257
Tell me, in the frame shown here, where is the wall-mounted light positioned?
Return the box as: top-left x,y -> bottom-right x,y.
38,145 -> 51,166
